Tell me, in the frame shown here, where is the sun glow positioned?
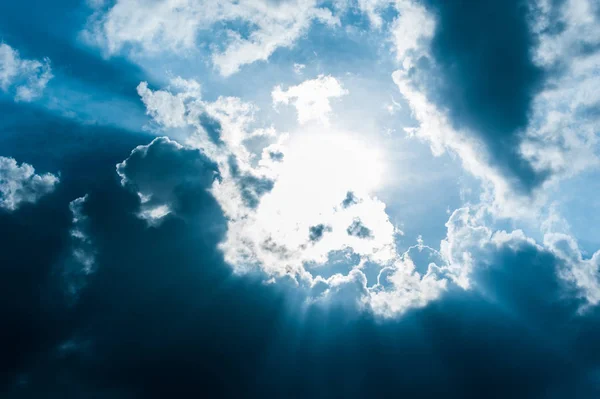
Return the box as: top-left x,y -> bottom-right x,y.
220,125 -> 397,278
282,127 -> 386,197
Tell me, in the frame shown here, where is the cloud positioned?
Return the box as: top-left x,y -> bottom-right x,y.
135,78 -> 450,316
84,0 -> 340,76
544,232 -> 600,309
387,0 -> 600,218
63,195 -> 96,300
390,0 -> 435,66
128,36 -> 600,318
4,2 -> 600,396
346,219 -> 374,239
437,203 -> 600,314
0,157 -> 59,211
6,175 -> 600,397
272,75 -> 348,125
116,136 -> 220,225
520,0 -> 600,179
0,43 -> 53,102
136,79 -> 199,129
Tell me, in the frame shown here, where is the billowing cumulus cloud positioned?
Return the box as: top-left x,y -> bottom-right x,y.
0,43 -> 53,102
84,0 -> 339,75
3,140 -> 600,397
0,157 -> 59,211
131,77 -> 455,317
116,136 -> 220,225
128,71 -> 600,318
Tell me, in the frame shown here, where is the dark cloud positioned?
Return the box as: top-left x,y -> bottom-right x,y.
2,7 -> 600,394
0,104 -> 149,392
309,223 -> 332,242
3,127 -> 600,398
414,0 -> 548,191
117,137 -> 220,218
269,150 -> 284,161
341,191 -> 358,208
347,219 -> 374,239
199,113 -> 224,146
228,155 -> 274,208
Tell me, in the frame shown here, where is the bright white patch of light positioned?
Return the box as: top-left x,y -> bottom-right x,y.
281,127 -> 385,198
139,204 -> 171,225
134,77 -> 451,317
219,125 -> 398,278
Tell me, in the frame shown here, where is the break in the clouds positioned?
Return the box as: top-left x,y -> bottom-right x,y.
0,156 -> 59,211
133,77 -> 449,316
3,0 -> 600,397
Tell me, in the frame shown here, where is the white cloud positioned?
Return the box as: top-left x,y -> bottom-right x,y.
521,0 -> 600,179
390,0 -> 435,68
356,0 -> 391,28
544,232 -> 600,309
0,157 -> 59,211
64,195 -> 96,300
436,203 -> 600,313
369,258 -> 447,318
84,0 -> 340,76
293,63 -> 306,75
137,79 -> 200,128
272,75 -> 348,125
0,43 -> 53,102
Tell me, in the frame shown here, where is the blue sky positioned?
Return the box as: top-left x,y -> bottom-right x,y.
1,0 -> 600,397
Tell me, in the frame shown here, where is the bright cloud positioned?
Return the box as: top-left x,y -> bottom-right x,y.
84,0 -> 339,75
132,77 -> 456,317
89,0 -> 600,318
272,75 -> 348,125
521,0 -> 600,179
0,43 -> 53,102
0,156 -> 59,211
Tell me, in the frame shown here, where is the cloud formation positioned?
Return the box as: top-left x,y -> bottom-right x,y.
132,77 -> 453,317
0,157 -> 59,211
272,75 -> 348,125
383,0 -> 600,220
116,136 -> 220,225
84,0 -> 339,75
0,43 -> 53,102
3,1 -> 600,396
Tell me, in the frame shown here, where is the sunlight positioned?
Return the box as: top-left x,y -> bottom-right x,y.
227,125 -> 397,275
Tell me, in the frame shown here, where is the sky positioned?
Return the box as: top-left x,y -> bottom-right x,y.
1,0 -> 600,397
